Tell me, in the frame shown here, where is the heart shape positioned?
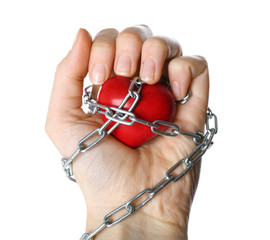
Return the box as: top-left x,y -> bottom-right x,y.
97,76 -> 176,148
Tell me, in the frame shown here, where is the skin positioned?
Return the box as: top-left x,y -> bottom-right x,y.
46,25 -> 209,240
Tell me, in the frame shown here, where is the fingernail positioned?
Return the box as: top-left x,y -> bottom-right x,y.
91,64 -> 106,84
172,81 -> 181,100
141,58 -> 155,82
116,55 -> 131,75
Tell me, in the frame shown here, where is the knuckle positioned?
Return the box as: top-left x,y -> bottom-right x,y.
117,31 -> 144,45
96,28 -> 118,36
144,37 -> 168,50
93,28 -> 119,48
55,58 -> 66,74
91,29 -> 119,51
194,55 -> 208,66
92,39 -> 114,49
144,37 -> 181,58
94,28 -> 118,41
169,58 -> 191,73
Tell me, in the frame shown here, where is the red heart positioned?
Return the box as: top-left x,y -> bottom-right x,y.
97,76 -> 176,148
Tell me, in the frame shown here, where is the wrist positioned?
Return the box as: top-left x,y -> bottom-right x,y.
86,211 -> 188,240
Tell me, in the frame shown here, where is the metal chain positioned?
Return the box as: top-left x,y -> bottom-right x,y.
61,77 -> 143,181
62,77 -> 202,181
60,77 -> 218,240
79,109 -> 217,240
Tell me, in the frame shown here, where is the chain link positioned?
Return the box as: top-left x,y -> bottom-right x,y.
62,77 -> 143,181
79,109 -> 217,239
60,77 -> 218,239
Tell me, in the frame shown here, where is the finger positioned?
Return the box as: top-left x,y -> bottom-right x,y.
46,29 -> 92,129
89,28 -> 118,85
140,36 -> 182,84
114,25 -> 153,77
169,56 -> 209,133
169,56 -> 208,101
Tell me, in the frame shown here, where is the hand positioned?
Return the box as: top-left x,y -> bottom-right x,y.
46,26 -> 209,240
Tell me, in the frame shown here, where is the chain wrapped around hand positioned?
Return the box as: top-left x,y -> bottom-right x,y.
61,77 -> 218,240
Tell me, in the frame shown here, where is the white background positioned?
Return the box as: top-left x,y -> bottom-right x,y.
0,0 -> 269,239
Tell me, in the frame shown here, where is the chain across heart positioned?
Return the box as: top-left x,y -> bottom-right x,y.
97,76 -> 177,147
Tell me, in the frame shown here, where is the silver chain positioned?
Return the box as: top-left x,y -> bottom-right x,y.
60,77 -> 218,240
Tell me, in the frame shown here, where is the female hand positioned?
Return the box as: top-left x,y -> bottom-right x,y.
46,25 -> 209,240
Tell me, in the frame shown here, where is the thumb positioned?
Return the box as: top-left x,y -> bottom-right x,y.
47,29 -> 92,127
